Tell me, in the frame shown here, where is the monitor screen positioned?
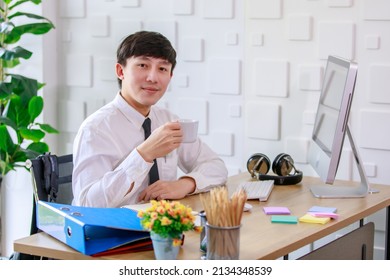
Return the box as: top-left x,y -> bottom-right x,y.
308,56 -> 369,198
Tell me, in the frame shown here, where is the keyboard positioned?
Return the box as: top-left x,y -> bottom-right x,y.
239,180 -> 275,202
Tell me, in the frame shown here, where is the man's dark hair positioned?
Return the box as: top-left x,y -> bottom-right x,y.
116,31 -> 177,88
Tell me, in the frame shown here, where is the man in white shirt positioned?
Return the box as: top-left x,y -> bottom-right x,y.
72,31 -> 228,208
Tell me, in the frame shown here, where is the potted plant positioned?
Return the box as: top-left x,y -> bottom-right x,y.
0,0 -> 58,176
137,200 -> 201,259
0,0 -> 58,257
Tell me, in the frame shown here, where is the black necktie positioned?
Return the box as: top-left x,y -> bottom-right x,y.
142,118 -> 159,185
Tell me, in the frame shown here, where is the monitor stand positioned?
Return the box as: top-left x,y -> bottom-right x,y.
310,125 -> 377,198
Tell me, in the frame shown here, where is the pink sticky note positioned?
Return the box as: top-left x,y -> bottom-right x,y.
263,207 -> 291,215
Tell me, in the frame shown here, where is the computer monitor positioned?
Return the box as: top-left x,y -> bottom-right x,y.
308,55 -> 372,198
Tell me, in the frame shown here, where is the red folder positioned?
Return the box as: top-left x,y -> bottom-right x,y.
92,238 -> 153,257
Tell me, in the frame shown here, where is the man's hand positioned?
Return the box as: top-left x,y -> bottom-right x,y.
138,177 -> 196,202
137,121 -> 182,162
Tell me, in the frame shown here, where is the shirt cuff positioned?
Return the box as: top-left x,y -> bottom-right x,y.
179,171 -> 206,194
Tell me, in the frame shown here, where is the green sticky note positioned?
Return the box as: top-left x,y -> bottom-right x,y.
271,215 -> 298,224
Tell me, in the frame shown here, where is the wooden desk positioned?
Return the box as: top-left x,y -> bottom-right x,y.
14,174 -> 390,260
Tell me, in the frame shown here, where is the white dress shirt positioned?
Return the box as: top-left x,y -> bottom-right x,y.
72,92 -> 228,207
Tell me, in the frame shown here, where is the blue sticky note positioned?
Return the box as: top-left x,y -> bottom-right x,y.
271,215 -> 298,224
309,206 -> 337,213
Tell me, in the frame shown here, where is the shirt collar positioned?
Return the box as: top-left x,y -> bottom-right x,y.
113,91 -> 156,130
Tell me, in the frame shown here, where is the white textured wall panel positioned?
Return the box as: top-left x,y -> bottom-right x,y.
247,0 -> 282,19
253,59 -> 289,97
365,35 -> 381,50
318,21 -> 355,59
211,131 -> 234,156
285,137 -> 310,164
175,74 -> 189,88
298,65 -> 323,91
337,148 -> 353,180
144,20 -> 177,48
181,37 -> 204,62
368,64 -> 390,104
58,101 -> 85,132
112,20 -> 143,45
86,99 -> 106,118
288,15 -> 312,41
59,0 -> 85,18
327,0 -> 353,7
89,15 -> 109,37
251,33 -> 264,46
364,162 -> 377,178
302,111 -> 316,125
65,54 -> 92,87
246,102 -> 280,140
207,58 -> 241,95
175,98 -> 208,135
363,0 -> 390,20
202,0 -> 234,19
229,104 -> 241,118
119,0 -> 140,7
172,0 -> 194,15
97,57 -> 116,81
225,32 -> 239,46
359,110 -> 390,150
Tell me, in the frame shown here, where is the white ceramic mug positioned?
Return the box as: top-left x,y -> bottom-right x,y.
179,119 -> 199,143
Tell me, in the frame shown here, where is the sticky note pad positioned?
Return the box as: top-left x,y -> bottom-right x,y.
299,214 -> 330,225
308,212 -> 339,219
263,207 -> 291,215
308,206 -> 337,213
271,215 -> 298,224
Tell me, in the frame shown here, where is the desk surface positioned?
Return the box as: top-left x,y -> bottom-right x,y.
14,173 -> 390,260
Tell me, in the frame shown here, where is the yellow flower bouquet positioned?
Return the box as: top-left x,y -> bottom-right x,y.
137,200 -> 201,246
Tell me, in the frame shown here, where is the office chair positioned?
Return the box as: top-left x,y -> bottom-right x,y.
9,153 -> 73,260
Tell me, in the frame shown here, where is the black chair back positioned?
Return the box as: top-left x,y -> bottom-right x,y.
27,153 -> 73,235
9,153 -> 73,260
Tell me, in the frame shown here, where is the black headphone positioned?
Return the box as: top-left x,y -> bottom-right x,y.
246,153 -> 303,185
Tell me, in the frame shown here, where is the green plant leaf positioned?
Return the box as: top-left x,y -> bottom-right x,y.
8,12 -> 55,28
8,149 -> 28,164
3,0 -> 14,6
0,125 -> 9,152
0,159 -> 15,175
1,57 -> 21,68
0,124 -> 15,153
0,81 -> 14,98
7,94 -> 31,129
0,21 -> 15,34
28,95 -> 43,121
37,82 -> 45,90
0,116 -> 18,131
19,128 -> 45,142
38,123 -> 59,134
8,74 -> 38,105
0,46 -> 32,60
8,0 -> 42,11
27,141 -> 49,154
4,23 -> 54,44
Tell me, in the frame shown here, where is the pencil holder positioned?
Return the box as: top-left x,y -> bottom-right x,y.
206,223 -> 241,260
199,211 -> 207,253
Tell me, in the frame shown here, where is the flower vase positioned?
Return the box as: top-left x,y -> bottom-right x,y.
150,232 -> 181,260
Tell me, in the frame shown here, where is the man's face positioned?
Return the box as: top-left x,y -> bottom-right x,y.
116,55 -> 173,116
